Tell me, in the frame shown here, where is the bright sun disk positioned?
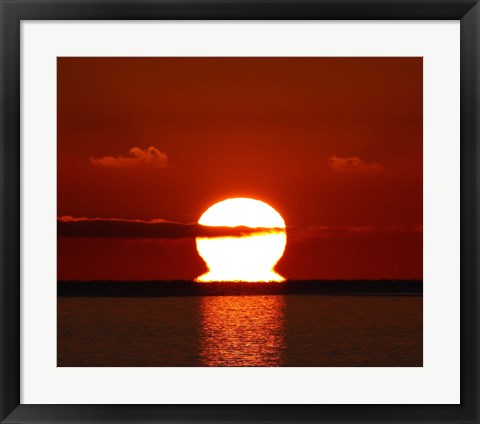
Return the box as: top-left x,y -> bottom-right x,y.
195,198 -> 286,282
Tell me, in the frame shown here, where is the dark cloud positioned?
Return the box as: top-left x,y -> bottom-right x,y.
287,225 -> 422,239
57,216 -> 283,239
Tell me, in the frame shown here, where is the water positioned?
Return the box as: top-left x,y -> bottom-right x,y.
57,295 -> 422,367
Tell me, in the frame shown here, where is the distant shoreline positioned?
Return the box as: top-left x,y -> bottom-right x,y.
58,280 -> 423,297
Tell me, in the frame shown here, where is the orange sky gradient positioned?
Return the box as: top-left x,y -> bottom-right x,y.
57,57 -> 422,280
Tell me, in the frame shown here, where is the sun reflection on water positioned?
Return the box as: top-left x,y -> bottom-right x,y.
199,295 -> 286,366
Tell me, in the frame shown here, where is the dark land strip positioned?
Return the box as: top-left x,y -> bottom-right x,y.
58,280 -> 422,297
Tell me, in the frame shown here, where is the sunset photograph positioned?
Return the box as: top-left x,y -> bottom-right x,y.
57,57 -> 423,367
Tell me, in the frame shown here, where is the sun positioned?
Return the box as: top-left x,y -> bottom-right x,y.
195,198 -> 287,282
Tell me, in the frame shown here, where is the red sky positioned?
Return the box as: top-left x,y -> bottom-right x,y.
57,57 -> 422,280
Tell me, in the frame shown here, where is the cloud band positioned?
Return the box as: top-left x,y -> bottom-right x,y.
57,216 -> 283,239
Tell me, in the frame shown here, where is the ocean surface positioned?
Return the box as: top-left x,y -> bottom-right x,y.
57,295 -> 422,367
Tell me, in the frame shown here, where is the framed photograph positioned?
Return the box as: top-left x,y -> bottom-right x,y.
1,0 -> 478,423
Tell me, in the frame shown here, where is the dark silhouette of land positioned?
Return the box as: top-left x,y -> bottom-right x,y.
58,280 -> 422,297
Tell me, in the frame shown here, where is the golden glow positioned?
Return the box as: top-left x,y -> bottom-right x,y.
195,198 -> 287,282
199,296 -> 286,366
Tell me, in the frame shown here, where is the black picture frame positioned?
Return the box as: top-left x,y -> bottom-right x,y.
1,1 -> 478,423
